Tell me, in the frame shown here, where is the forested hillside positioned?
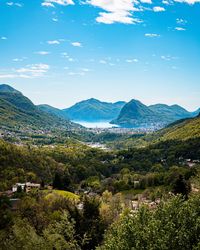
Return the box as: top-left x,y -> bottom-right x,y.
0,84 -> 78,130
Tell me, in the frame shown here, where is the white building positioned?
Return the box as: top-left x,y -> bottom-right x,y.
12,182 -> 41,193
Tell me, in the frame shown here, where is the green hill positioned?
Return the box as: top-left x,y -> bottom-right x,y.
38,104 -> 69,120
0,84 -> 78,130
156,115 -> 200,141
63,98 -> 126,121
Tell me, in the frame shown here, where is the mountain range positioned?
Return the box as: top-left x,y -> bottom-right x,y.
111,99 -> 199,128
0,84 -> 78,130
62,98 -> 126,122
0,84 -> 199,130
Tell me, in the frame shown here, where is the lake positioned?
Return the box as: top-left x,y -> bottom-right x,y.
73,120 -> 118,128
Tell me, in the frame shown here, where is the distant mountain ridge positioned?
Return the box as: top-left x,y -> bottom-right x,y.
112,99 -> 198,128
38,104 -> 69,120
0,84 -> 199,130
63,98 -> 126,122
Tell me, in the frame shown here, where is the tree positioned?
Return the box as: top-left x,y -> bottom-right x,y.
172,174 -> 191,199
98,195 -> 200,250
53,172 -> 62,190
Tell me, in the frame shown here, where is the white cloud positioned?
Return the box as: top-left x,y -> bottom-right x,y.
15,64 -> 50,78
42,2 -> 55,7
126,59 -> 138,63
175,27 -> 186,31
42,0 -> 74,7
174,0 -> 200,4
161,55 -> 177,61
13,58 -> 22,62
68,72 -> 85,76
47,40 -> 60,44
0,64 -> 49,79
52,18 -> 58,22
68,58 -> 75,62
1,37 -> 7,40
162,0 -> 171,4
99,60 -> 107,64
35,51 -> 50,55
12,57 -> 27,62
153,6 -> 165,12
140,0 -> 152,3
61,52 -> 69,58
6,2 -> 23,7
145,33 -> 160,37
81,68 -> 91,72
176,18 -> 187,25
0,74 -> 17,79
87,0 -> 141,24
71,42 -> 82,47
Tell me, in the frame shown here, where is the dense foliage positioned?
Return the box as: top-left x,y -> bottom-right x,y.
99,194 -> 200,250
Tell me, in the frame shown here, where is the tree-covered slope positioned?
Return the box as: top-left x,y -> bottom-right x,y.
149,104 -> 192,122
156,115 -> 200,141
111,99 -> 161,128
63,98 -> 126,121
0,84 -> 78,129
38,104 -> 69,120
112,99 -> 197,128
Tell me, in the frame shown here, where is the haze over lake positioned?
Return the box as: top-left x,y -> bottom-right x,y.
73,121 -> 118,128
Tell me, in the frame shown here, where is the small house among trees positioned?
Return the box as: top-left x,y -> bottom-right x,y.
12,182 -> 41,193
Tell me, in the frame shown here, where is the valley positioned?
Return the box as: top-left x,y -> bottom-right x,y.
0,84 -> 199,250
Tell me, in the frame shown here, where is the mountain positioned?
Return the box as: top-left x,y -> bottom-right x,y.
0,84 -> 20,93
112,99 -> 198,128
148,104 -> 192,122
155,114 -> 200,141
63,98 -> 126,122
38,104 -> 69,120
111,99 -> 162,128
0,84 -> 77,130
192,108 -> 200,117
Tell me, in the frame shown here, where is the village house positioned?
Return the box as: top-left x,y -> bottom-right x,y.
12,182 -> 41,193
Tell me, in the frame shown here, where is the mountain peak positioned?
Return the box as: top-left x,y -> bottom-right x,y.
0,84 -> 20,94
129,99 -> 142,104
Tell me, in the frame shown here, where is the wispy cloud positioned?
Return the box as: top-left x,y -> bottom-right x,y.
99,60 -> 107,64
176,18 -> 187,25
153,6 -> 165,12
47,40 -> 60,45
6,2 -> 23,7
0,64 -> 50,79
175,27 -> 186,31
35,51 -> 51,55
42,0 -> 75,7
15,64 -> 50,78
12,57 -> 27,62
126,59 -> 139,63
140,0 -> 152,3
174,0 -> 200,4
42,2 -> 55,7
162,0 -> 172,4
71,42 -> 82,47
1,37 -> 7,40
145,33 -> 160,37
161,55 -> 178,61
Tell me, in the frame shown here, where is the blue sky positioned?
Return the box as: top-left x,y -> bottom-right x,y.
0,0 -> 199,110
